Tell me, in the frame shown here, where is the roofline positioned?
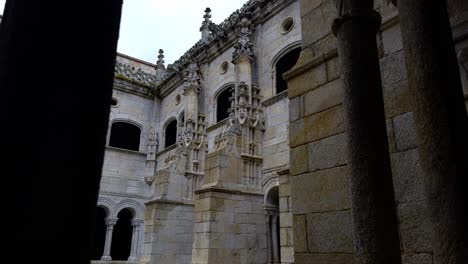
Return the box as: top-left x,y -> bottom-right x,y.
116,52 -> 156,68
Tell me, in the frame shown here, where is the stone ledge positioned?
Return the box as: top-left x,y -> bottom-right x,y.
156,144 -> 177,156
145,199 -> 194,206
283,48 -> 338,82
106,146 -> 147,157
261,90 -> 288,107
195,186 -> 263,197
206,118 -> 228,132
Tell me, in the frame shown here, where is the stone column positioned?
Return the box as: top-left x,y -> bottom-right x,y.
265,213 -> 272,263
396,1 -> 468,263
101,217 -> 118,261
271,213 -> 280,264
128,219 -> 143,262
332,1 -> 402,263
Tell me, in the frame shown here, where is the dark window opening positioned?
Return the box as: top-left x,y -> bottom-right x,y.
111,209 -> 133,261
275,47 -> 301,94
217,88 -> 232,122
165,120 -> 178,148
109,122 -> 141,151
92,207 -> 107,260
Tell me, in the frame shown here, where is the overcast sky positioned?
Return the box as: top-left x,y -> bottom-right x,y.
0,0 -> 247,64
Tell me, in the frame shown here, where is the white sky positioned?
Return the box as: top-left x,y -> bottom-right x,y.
0,0 -> 247,64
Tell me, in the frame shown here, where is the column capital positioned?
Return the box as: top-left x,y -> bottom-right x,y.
105,217 -> 118,226
131,219 -> 144,226
332,9 -> 381,36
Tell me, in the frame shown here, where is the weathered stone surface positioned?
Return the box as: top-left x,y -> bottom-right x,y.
289,95 -> 304,122
307,133 -> 347,171
306,210 -> 353,253
291,166 -> 350,214
393,112 -> 418,151
380,50 -> 407,89
304,78 -> 343,116
386,118 -> 397,153
290,105 -> 344,147
381,24 -> 404,55
288,63 -> 327,98
301,0 -> 336,49
300,0 -> 323,17
290,144 -> 308,176
398,201 -> 434,252
391,149 -> 425,203
402,253 -> 433,264
294,253 -> 354,264
293,215 -> 308,253
383,80 -> 413,118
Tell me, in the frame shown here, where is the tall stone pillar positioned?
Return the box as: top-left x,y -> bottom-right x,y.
270,213 -> 280,264
101,217 -> 118,261
332,1 -> 402,263
128,219 -> 143,261
396,1 -> 468,263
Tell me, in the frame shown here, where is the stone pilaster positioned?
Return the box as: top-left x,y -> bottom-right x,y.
101,217 -> 118,261
332,1 -> 402,263
396,1 -> 468,263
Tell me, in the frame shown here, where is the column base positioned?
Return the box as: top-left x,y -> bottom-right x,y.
100,255 -> 111,261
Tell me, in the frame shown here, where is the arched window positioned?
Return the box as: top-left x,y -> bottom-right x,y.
216,87 -> 232,122
109,122 -> 141,151
92,206 -> 107,260
275,47 -> 301,94
111,208 -> 133,261
164,119 -> 178,148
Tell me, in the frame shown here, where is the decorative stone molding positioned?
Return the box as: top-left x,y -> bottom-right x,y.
261,90 -> 288,107
146,126 -> 158,161
206,118 -> 228,132
232,17 -> 256,63
156,0 -> 295,93
115,61 -> 157,88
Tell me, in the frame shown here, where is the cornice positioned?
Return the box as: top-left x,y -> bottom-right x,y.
206,118 -> 228,133
261,90 -> 288,107
113,78 -> 155,99
156,144 -> 177,157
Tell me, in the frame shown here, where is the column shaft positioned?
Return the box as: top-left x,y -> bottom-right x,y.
128,221 -> 140,261
271,214 -> 280,263
266,214 -> 273,263
396,1 -> 468,263
332,2 -> 402,263
101,219 -> 117,261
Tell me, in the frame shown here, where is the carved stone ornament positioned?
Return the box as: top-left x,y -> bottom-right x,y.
232,17 -> 255,63
114,62 -> 158,88
183,62 -> 202,95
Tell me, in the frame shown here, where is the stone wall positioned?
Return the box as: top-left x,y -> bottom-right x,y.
192,189 -> 266,264
287,0 -> 467,263
278,171 -> 294,264
143,201 -> 195,264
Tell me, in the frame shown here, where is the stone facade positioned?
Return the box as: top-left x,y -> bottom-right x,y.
92,0 -> 468,264
95,1 -> 300,263
286,0 -> 468,264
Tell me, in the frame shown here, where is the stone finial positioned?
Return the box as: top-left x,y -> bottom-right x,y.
232,17 -> 255,63
155,49 -> 167,84
157,49 -> 165,69
203,8 -> 212,23
201,7 -> 213,43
